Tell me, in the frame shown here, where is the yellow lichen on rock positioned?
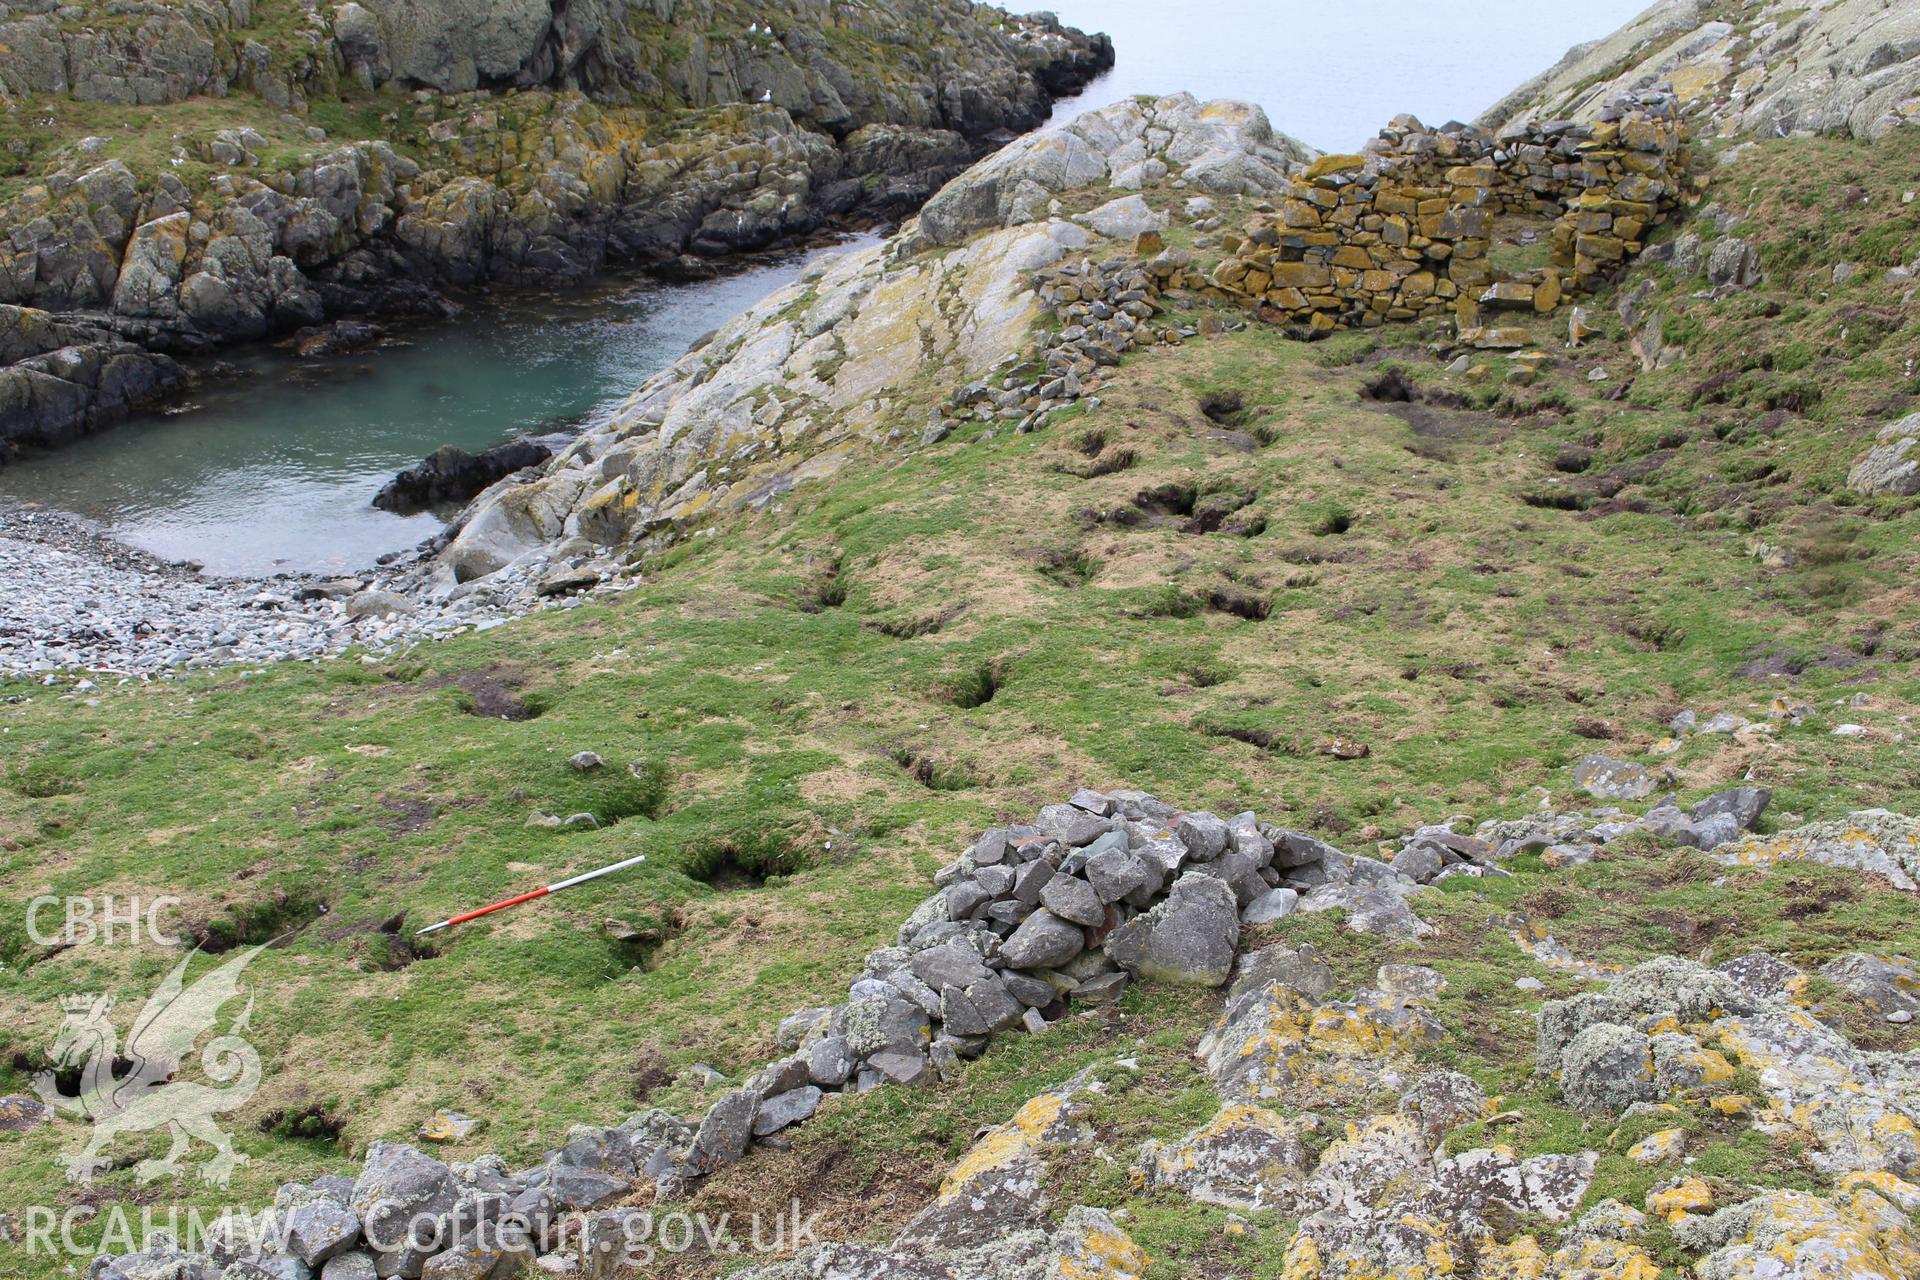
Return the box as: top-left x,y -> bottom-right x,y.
1706,1189 -> 1920,1280
1478,1235 -> 1549,1280
1281,1212 -> 1464,1280
1483,1236 -> 1661,1280
1050,1207 -> 1152,1280
1837,1170 -> 1920,1214
1648,1176 -> 1714,1222
1627,1126 -> 1687,1164
936,1088 -> 1068,1203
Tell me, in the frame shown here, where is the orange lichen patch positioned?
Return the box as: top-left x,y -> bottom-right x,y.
1700,1013 -> 1920,1176
935,1087 -> 1070,1203
1664,1041 -> 1738,1092
1607,1104 -> 1680,1148
1478,1235 -> 1549,1280
1627,1127 -> 1687,1164
1715,814 -> 1920,890
1838,1171 -> 1920,1214
1057,1225 -> 1151,1280
1648,1176 -> 1715,1222
1723,1189 -> 1920,1280
1281,1231 -> 1326,1280
1280,1213 -> 1463,1280
1232,984 -> 1317,1064
1866,1112 -> 1920,1173
1190,1101 -> 1310,1149
1216,981 -> 1446,1107
1710,1094 -> 1753,1116
1141,1101 -> 1318,1210
417,1109 -> 476,1142
1309,992 -> 1446,1057
1484,1237 -> 1664,1280
1550,1239 -> 1663,1280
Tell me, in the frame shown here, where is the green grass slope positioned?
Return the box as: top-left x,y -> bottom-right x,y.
0,121 -> 1917,1278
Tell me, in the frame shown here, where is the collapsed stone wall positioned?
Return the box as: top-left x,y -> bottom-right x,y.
75,781 -> 1915,1280
1206,96 -> 1690,341
75,788 -> 1490,1280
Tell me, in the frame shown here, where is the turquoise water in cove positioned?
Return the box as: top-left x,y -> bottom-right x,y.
0,241 -> 868,576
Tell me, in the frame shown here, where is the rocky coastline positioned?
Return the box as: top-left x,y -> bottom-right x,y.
0,0 -> 1112,459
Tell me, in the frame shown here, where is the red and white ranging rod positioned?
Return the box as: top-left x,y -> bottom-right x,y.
415,853 -> 648,936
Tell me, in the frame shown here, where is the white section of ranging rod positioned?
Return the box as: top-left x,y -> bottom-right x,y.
549,852 -> 650,892
415,853 -> 648,935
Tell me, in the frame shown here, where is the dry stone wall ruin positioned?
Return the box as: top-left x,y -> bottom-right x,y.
1205,96 -> 1691,343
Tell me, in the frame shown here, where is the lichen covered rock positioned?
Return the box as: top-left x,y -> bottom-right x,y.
891,1068 -> 1104,1252
1716,808 -> 1920,890
1138,1103 -> 1317,1210
1675,1187 -> 1920,1280
1201,966 -> 1445,1107
1849,415 -> 1920,497
1480,1 -> 1920,141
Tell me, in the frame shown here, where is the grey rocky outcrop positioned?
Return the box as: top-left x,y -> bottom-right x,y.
1716,807 -> 1920,890
0,303 -> 184,458
0,0 -> 240,106
1848,413 -> 1920,498
374,440 -> 556,514
1817,952 -> 1920,1018
1479,0 -> 1920,141
1536,954 -> 1920,1179
0,0 -> 1111,125
915,92 -> 1310,247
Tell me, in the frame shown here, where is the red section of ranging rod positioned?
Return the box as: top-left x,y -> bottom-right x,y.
415,853 -> 647,935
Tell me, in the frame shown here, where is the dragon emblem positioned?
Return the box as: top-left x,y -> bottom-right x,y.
32,946 -> 265,1187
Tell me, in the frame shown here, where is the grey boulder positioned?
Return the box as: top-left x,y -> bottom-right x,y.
1242,887 -> 1298,925
687,1090 -> 758,1174
1296,884 -> 1434,940
1690,786 -> 1770,833
752,1087 -> 823,1136
1000,909 -> 1085,970
1039,874 -> 1106,926
1103,872 -> 1239,986
348,1144 -> 459,1279
1174,812 -> 1229,861
1848,415 -> 1920,497
1085,846 -> 1156,903
1572,753 -> 1664,801
282,1202 -> 360,1268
